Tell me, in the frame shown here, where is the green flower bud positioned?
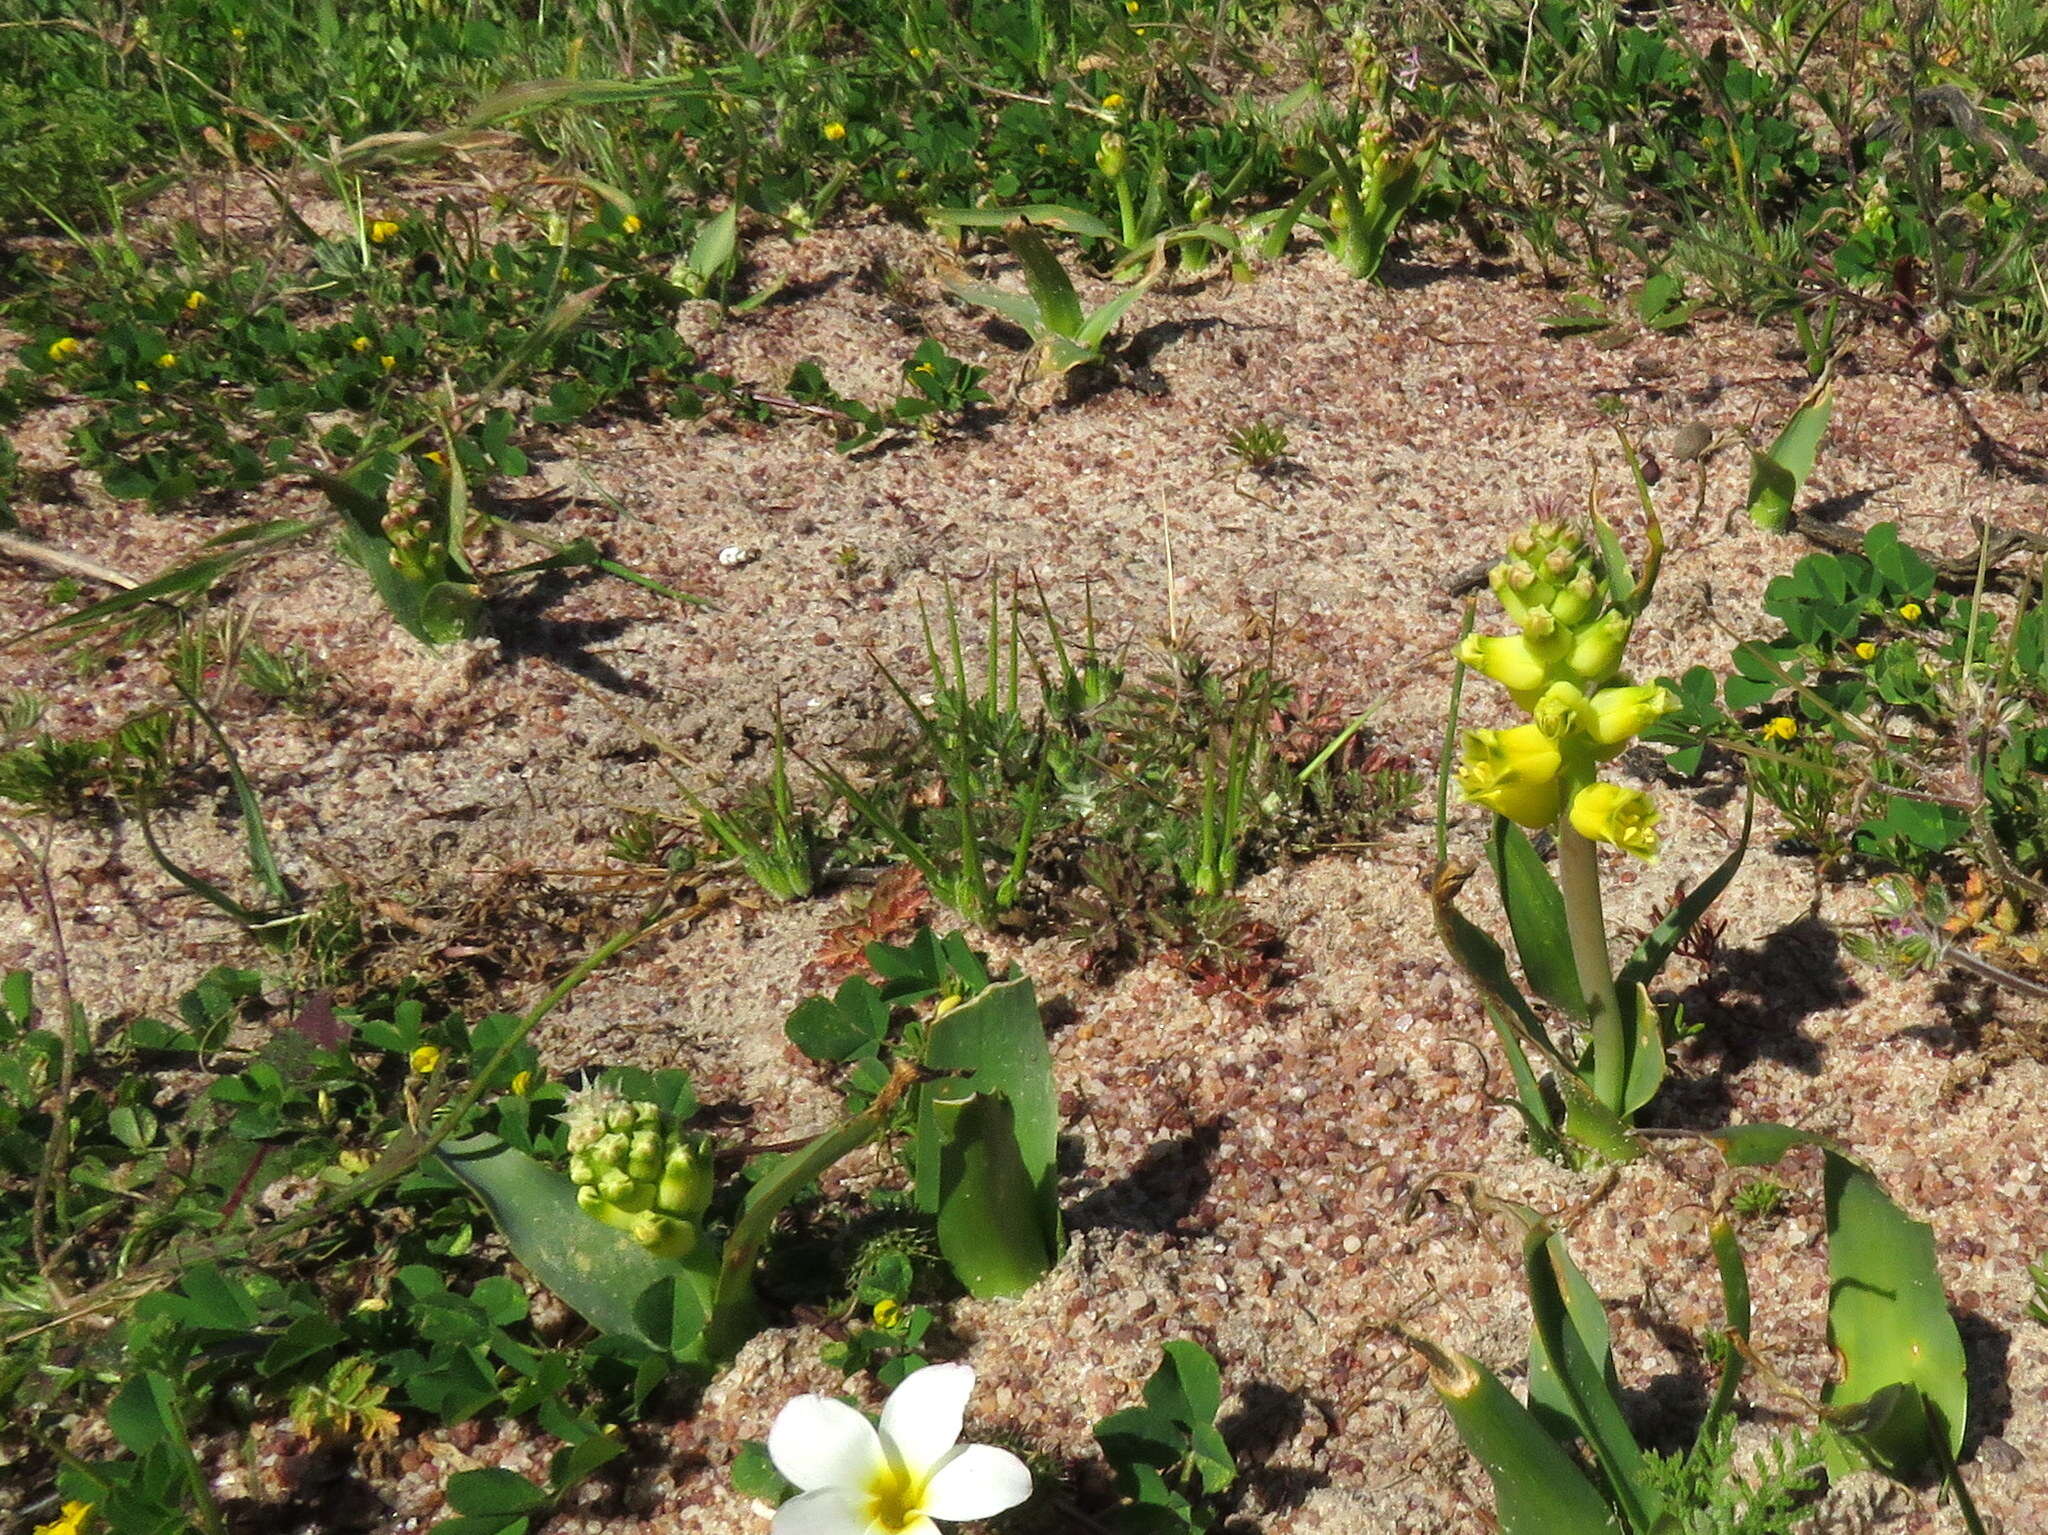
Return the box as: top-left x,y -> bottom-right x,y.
1566,611 -> 1632,689
578,1184 -> 641,1235
568,1150 -> 598,1187
1096,133 -> 1128,179
596,1168 -> 652,1211
592,1131 -> 630,1170
628,1129 -> 663,1182
1569,781 -> 1660,859
631,1212 -> 697,1260
605,1102 -> 639,1133
1548,571 -> 1600,629
659,1141 -> 714,1221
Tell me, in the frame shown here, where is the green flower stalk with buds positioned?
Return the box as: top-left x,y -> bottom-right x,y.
1435,481 -> 1749,1160
564,1088 -> 714,1260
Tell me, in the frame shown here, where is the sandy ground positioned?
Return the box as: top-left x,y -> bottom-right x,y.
5,217 -> 2048,1534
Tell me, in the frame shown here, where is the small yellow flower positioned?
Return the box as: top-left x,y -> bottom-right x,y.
1854,640 -> 1878,662
1126,0 -> 1140,11
184,289 -> 207,310
351,335 -> 372,353
369,219 -> 402,244
621,213 -> 643,235
379,354 -> 396,371
913,361 -> 935,375
873,1298 -> 903,1329
133,379 -> 150,393
46,336 -> 81,362
510,1069 -> 533,1096
908,46 -> 924,58
337,1149 -> 372,1174
1103,92 -> 1126,110
34,1499 -> 92,1535
1761,716 -> 1798,743
409,1044 -> 442,1074
1898,601 -> 1923,622
823,121 -> 847,142
156,352 -> 177,369
231,25 -> 246,39
424,450 -> 445,465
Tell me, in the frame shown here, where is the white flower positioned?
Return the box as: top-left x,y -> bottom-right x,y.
766,1363 -> 1031,1535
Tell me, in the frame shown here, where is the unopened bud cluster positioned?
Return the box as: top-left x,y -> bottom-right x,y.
563,1087 -> 714,1261
1455,519 -> 1675,858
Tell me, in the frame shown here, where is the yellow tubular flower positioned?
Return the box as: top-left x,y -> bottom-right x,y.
34,1501 -> 92,1535
1583,683 -> 1678,752
1569,782 -> 1661,860
47,337 -> 81,362
185,290 -> 207,310
1456,632 -> 1553,700
1458,724 -> 1565,828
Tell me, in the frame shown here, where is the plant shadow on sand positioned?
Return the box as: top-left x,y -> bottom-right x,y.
1651,913 -> 1855,1129
1065,1117 -> 1227,1239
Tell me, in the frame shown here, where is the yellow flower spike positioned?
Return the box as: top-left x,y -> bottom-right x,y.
822,121 -> 847,141
34,1500 -> 93,1535
156,352 -> 177,369
1456,632 -> 1552,699
1761,715 -> 1798,743
351,335 -> 371,353
185,290 -> 207,310
409,1044 -> 442,1074
1583,683 -> 1679,752
369,219 -> 402,244
1898,601 -> 1923,622
47,337 -> 81,362
1569,782 -> 1661,860
621,213 -> 642,235
1854,641 -> 1878,662
873,1298 -> 903,1329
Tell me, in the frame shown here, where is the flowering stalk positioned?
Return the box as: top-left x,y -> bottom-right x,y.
1556,824 -> 1626,1108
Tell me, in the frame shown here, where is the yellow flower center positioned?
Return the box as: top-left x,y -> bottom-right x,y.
864,1463 -> 924,1534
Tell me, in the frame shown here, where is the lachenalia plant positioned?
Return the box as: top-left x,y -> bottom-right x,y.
1434,495 -> 1749,1161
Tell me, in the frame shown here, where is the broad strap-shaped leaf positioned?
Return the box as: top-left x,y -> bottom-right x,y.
999,223 -> 1085,339
1488,818 -> 1586,1019
938,277 -> 1049,338
436,1134 -> 712,1356
1746,375 -> 1834,533
1821,1150 -> 1969,1479
921,1089 -> 1055,1298
1509,1212 -> 1662,1533
1618,791 -> 1752,996
927,203 -> 1118,240
1073,265 -> 1162,351
1432,866 -> 1564,1066
1482,998 -> 1562,1151
1411,1336 -> 1624,1535
1617,982 -> 1667,1119
919,977 -> 1061,1252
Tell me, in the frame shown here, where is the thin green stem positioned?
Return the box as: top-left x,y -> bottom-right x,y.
1556,824 -> 1627,1111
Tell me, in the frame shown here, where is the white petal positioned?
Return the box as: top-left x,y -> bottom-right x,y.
919,1444 -> 1034,1521
878,1363 -> 973,1477
771,1487 -> 871,1535
768,1395 -> 886,1493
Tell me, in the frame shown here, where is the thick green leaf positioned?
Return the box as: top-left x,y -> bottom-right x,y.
1703,1122 -> 1833,1168
927,203 -> 1118,240
1821,1150 -> 1968,1479
436,1134 -> 711,1356
1617,983 -> 1667,1119
1703,1218 -> 1750,1430
1073,266 -> 1162,351
1419,1340 -> 1624,1535
918,977 -> 1060,1250
922,1090 -> 1055,1298
1745,377 -> 1834,532
1000,224 -> 1084,339
1488,818 -> 1585,1018
1432,874 -> 1562,1065
688,207 -> 738,282
938,277 -> 1048,336
1517,1219 -> 1659,1533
